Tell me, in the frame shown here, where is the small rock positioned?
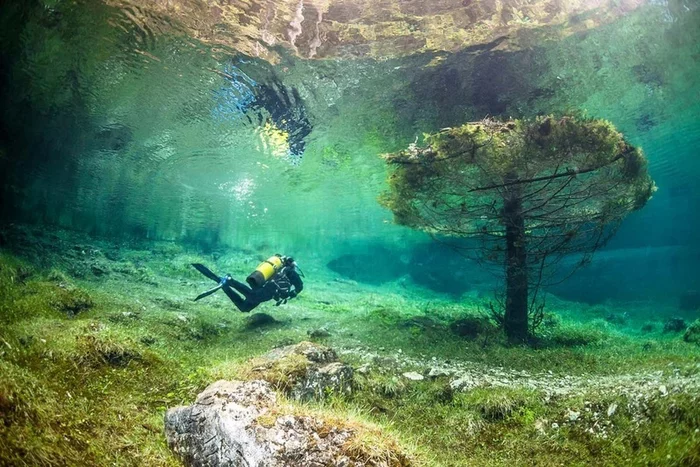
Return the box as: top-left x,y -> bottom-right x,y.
567,410 -> 580,422
245,313 -> 280,328
307,328 -> 331,339
534,419 -> 547,435
428,367 -> 450,379
607,403 -> 617,417
251,342 -> 353,401
448,316 -> 495,337
91,264 -> 108,276
402,371 -> 424,381
551,422 -> 559,429
659,385 -> 668,396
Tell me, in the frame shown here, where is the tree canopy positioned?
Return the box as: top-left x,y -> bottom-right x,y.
381,116 -> 656,342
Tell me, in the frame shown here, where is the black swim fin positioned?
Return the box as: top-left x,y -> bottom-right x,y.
192,263 -> 221,283
194,284 -> 223,301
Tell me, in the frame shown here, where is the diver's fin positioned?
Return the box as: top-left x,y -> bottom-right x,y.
192,263 -> 221,283
194,284 -> 223,301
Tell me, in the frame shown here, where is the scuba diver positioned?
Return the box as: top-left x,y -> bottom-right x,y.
191,254 -> 304,312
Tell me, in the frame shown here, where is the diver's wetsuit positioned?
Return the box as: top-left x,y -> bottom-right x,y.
222,267 -> 303,313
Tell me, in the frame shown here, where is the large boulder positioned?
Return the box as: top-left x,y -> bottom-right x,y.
164,379 -> 411,467
246,342 -> 353,401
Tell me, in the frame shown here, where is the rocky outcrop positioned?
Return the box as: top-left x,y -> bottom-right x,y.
164,379 -> 411,467
247,341 -> 354,401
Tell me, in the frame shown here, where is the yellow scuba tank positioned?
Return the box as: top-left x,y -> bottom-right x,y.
246,255 -> 283,288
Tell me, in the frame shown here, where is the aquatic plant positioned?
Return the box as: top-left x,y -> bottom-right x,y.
381,116 -> 655,343
459,387 -> 542,421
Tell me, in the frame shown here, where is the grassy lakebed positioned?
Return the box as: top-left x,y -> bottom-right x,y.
1,225 -> 699,466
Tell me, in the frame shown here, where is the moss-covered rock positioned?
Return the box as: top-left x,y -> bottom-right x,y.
682,320 -> 700,345
245,312 -> 281,329
51,286 -> 94,317
663,317 -> 687,333
449,315 -> 497,338
75,333 -> 144,367
243,342 -> 354,400
164,379 -> 413,467
544,323 -> 605,347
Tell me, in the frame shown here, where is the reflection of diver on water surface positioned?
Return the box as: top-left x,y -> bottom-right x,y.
250,81 -> 312,162
214,61 -> 312,164
192,255 -> 304,313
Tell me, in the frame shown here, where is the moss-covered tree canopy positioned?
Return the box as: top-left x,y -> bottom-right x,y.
381,116 -> 655,249
382,116 -> 656,342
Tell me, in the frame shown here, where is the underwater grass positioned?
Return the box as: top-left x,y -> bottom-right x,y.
1,229 -> 699,466
344,373 -> 700,467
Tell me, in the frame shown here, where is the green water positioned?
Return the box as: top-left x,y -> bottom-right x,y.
1,1 -> 699,466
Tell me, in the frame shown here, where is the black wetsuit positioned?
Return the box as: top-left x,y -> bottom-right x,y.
221,266 -> 303,313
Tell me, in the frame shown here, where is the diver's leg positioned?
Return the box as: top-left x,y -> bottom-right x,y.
226,278 -> 254,299
238,300 -> 259,313
221,285 -> 249,312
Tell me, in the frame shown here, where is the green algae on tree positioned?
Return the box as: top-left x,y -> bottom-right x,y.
381,116 -> 656,343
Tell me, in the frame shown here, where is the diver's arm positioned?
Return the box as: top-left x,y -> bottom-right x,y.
287,269 -> 304,297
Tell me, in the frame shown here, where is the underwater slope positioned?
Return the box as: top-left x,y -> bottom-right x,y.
1,225 -> 700,466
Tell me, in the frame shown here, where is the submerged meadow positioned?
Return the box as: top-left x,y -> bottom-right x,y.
1,1 -> 700,466
1,225 -> 699,466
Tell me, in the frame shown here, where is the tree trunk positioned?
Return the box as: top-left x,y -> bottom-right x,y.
503,192 -> 528,344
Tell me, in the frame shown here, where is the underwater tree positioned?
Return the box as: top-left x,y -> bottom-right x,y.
381,116 -> 655,343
